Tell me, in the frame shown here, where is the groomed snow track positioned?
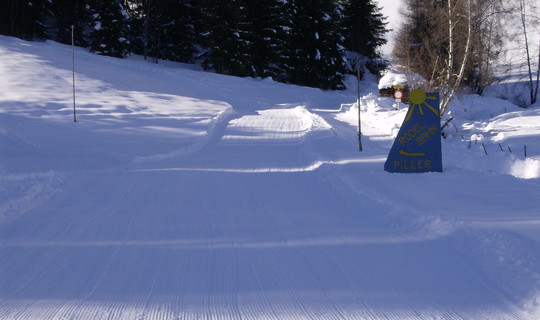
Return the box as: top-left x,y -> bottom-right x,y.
1,36 -> 540,319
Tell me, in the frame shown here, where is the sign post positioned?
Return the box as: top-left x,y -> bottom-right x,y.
384,89 -> 442,173
393,85 -> 404,110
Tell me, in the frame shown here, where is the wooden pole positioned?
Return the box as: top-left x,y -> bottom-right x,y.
72,25 -> 77,123
357,67 -> 362,152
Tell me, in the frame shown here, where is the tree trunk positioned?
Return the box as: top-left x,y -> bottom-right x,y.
440,0 -> 472,115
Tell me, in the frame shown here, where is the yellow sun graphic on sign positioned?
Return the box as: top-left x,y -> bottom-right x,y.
405,89 -> 439,122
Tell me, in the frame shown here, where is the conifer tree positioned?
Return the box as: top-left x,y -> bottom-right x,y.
283,0 -> 347,90
48,0 -> 92,47
198,0 -> 250,75
157,0 -> 198,63
88,0 -> 130,58
126,0 -> 197,63
122,0 -> 152,60
240,0 -> 288,78
0,0 -> 48,40
341,0 -> 389,75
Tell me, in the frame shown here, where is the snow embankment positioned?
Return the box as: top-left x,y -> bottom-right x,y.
0,36 -> 233,171
444,95 -> 540,179
335,89 -> 540,179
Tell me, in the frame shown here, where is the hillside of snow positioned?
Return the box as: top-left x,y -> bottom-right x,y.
1,35 -> 540,319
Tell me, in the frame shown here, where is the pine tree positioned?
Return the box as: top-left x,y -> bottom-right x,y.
126,0 -> 198,63
88,0 -> 130,58
122,0 -> 148,59
240,0 -> 288,78
0,0 -> 48,40
48,0 -> 92,47
341,0 -> 389,76
157,0 -> 198,63
283,0 -> 347,90
197,0 -> 250,75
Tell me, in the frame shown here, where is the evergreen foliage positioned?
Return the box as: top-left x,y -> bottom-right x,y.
127,0 -> 197,63
241,0 -> 288,79
88,0 -> 130,58
1,0 -> 389,90
283,0 -> 347,90
156,0 -> 198,63
341,0 -> 389,76
0,0 -> 48,40
199,0 -> 250,75
48,0 -> 91,47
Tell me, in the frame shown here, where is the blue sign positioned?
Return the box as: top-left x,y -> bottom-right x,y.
384,89 -> 442,173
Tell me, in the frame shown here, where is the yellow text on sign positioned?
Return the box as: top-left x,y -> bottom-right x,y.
415,124 -> 438,145
397,122 -> 438,146
393,159 -> 432,170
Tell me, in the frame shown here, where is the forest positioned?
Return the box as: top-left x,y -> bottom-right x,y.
1,0 -> 537,105
0,0 -> 388,90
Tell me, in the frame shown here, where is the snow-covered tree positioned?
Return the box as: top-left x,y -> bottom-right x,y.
282,0 -> 347,90
88,0 -> 130,58
48,0 -> 92,47
126,0 -> 197,63
157,0 -> 198,63
240,0 -> 288,78
340,0 -> 389,76
197,0 -> 250,75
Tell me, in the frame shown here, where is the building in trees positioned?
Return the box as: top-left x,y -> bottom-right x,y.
393,0 -> 515,109
393,0 -> 477,114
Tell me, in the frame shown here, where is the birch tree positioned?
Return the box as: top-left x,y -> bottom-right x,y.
518,0 -> 539,105
393,0 -> 474,115
439,0 -> 472,115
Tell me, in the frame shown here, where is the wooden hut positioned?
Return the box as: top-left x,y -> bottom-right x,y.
378,71 -> 426,105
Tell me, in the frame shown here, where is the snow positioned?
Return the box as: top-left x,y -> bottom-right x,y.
1,35 -> 540,319
378,69 -> 426,89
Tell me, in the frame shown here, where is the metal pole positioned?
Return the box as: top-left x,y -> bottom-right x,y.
72,25 -> 77,122
357,66 -> 362,151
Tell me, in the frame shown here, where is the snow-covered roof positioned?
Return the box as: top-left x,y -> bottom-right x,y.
378,70 -> 426,89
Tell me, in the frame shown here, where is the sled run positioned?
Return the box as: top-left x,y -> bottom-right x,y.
1,36 -> 540,319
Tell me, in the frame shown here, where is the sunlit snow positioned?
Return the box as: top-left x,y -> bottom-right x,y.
1,36 -> 540,320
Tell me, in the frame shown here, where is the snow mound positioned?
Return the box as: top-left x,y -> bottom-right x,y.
223,106 -> 332,143
510,158 -> 540,179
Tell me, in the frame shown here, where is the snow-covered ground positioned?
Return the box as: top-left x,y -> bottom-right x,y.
1,36 -> 540,319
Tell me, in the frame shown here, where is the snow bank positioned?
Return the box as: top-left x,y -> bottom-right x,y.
510,158 -> 540,179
